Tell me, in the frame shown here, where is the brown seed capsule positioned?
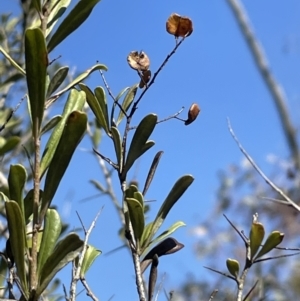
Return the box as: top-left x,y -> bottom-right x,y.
127,51 -> 150,71
139,69 -> 151,88
185,103 -> 200,125
166,13 -> 193,38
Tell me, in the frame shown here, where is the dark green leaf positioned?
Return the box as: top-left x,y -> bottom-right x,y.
123,114 -> 157,178
250,222 -> 265,260
79,83 -> 109,134
25,28 -> 47,137
0,136 -> 20,156
5,201 -> 28,298
37,233 -> 83,297
255,231 -> 284,259
126,197 -> 145,243
47,0 -> 101,53
40,89 -> 85,178
95,86 -> 109,130
8,164 -> 27,220
146,175 -> 193,246
38,209 -> 62,276
41,111 -> 87,222
46,66 -> 69,98
116,84 -> 138,125
226,258 -> 240,278
41,115 -> 63,136
111,126 -> 122,168
23,189 -> 42,224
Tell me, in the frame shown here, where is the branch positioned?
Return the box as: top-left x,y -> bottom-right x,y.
228,119 -> 300,212
69,209 -> 102,301
226,0 -> 300,170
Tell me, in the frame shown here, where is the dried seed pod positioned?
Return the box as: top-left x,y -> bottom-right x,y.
166,13 -> 193,38
139,70 -> 151,88
185,103 -> 200,125
127,51 -> 150,71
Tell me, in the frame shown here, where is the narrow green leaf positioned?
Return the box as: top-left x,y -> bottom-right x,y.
25,28 -> 47,137
143,151 -> 164,196
142,221 -> 186,253
47,0 -> 101,53
149,175 -> 194,243
45,64 -> 107,108
111,126 -> 122,168
123,114 -> 157,177
41,115 -> 62,136
46,0 -> 71,37
8,164 -> 27,220
23,189 -> 43,223
255,231 -> 284,259
80,245 -> 102,278
126,197 -> 145,242
89,179 -> 105,193
0,136 -> 20,156
95,86 -> 109,130
40,89 -> 85,178
36,233 -> 83,298
41,111 -> 87,222
5,201 -> 28,298
0,46 -> 26,76
46,66 -> 69,98
140,222 -> 154,250
38,209 -> 62,277
250,222 -> 265,260
79,83 -> 109,134
116,84 -> 138,125
133,191 -> 144,208
226,258 -> 240,278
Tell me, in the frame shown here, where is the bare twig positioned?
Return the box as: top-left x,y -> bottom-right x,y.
93,148 -> 119,170
69,209 -> 102,301
208,289 -> 218,301
228,119 -> 300,212
81,278 -> 98,301
226,0 -> 300,170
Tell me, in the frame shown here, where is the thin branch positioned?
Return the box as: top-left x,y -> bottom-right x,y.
226,0 -> 300,170
208,290 -> 218,301
93,148 -> 119,170
203,266 -> 237,282
228,119 -> 300,212
81,278 -> 98,301
69,209 -> 102,301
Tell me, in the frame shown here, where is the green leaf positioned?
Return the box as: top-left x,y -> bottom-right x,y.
25,28 -> 47,137
46,64 -> 107,108
41,111 -> 87,222
80,245 -> 102,278
123,114 -> 157,178
141,221 -> 186,252
126,197 -> 145,243
111,87 -> 129,123
37,233 -> 83,298
116,84 -> 138,125
46,0 -> 71,37
41,115 -> 62,136
148,175 -> 193,245
226,258 -> 240,278
5,201 -> 28,298
255,231 -> 284,259
111,126 -> 122,168
79,83 -> 109,134
8,164 -> 27,220
40,89 -> 85,178
46,66 -> 69,98
95,86 -> 109,130
38,209 -> 62,277
0,46 -> 26,76
0,136 -> 20,156
23,189 -> 42,224
47,0 -> 101,53
250,222 -> 265,260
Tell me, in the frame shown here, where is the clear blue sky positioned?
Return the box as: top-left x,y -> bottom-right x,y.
2,1 -> 300,300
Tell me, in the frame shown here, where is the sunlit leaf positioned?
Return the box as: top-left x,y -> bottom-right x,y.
46,66 -> 69,98
80,245 -> 102,278
250,222 -> 265,260
255,231 -> 284,259
226,258 -> 240,278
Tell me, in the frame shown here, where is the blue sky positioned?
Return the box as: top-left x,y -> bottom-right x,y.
2,1 -> 300,300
